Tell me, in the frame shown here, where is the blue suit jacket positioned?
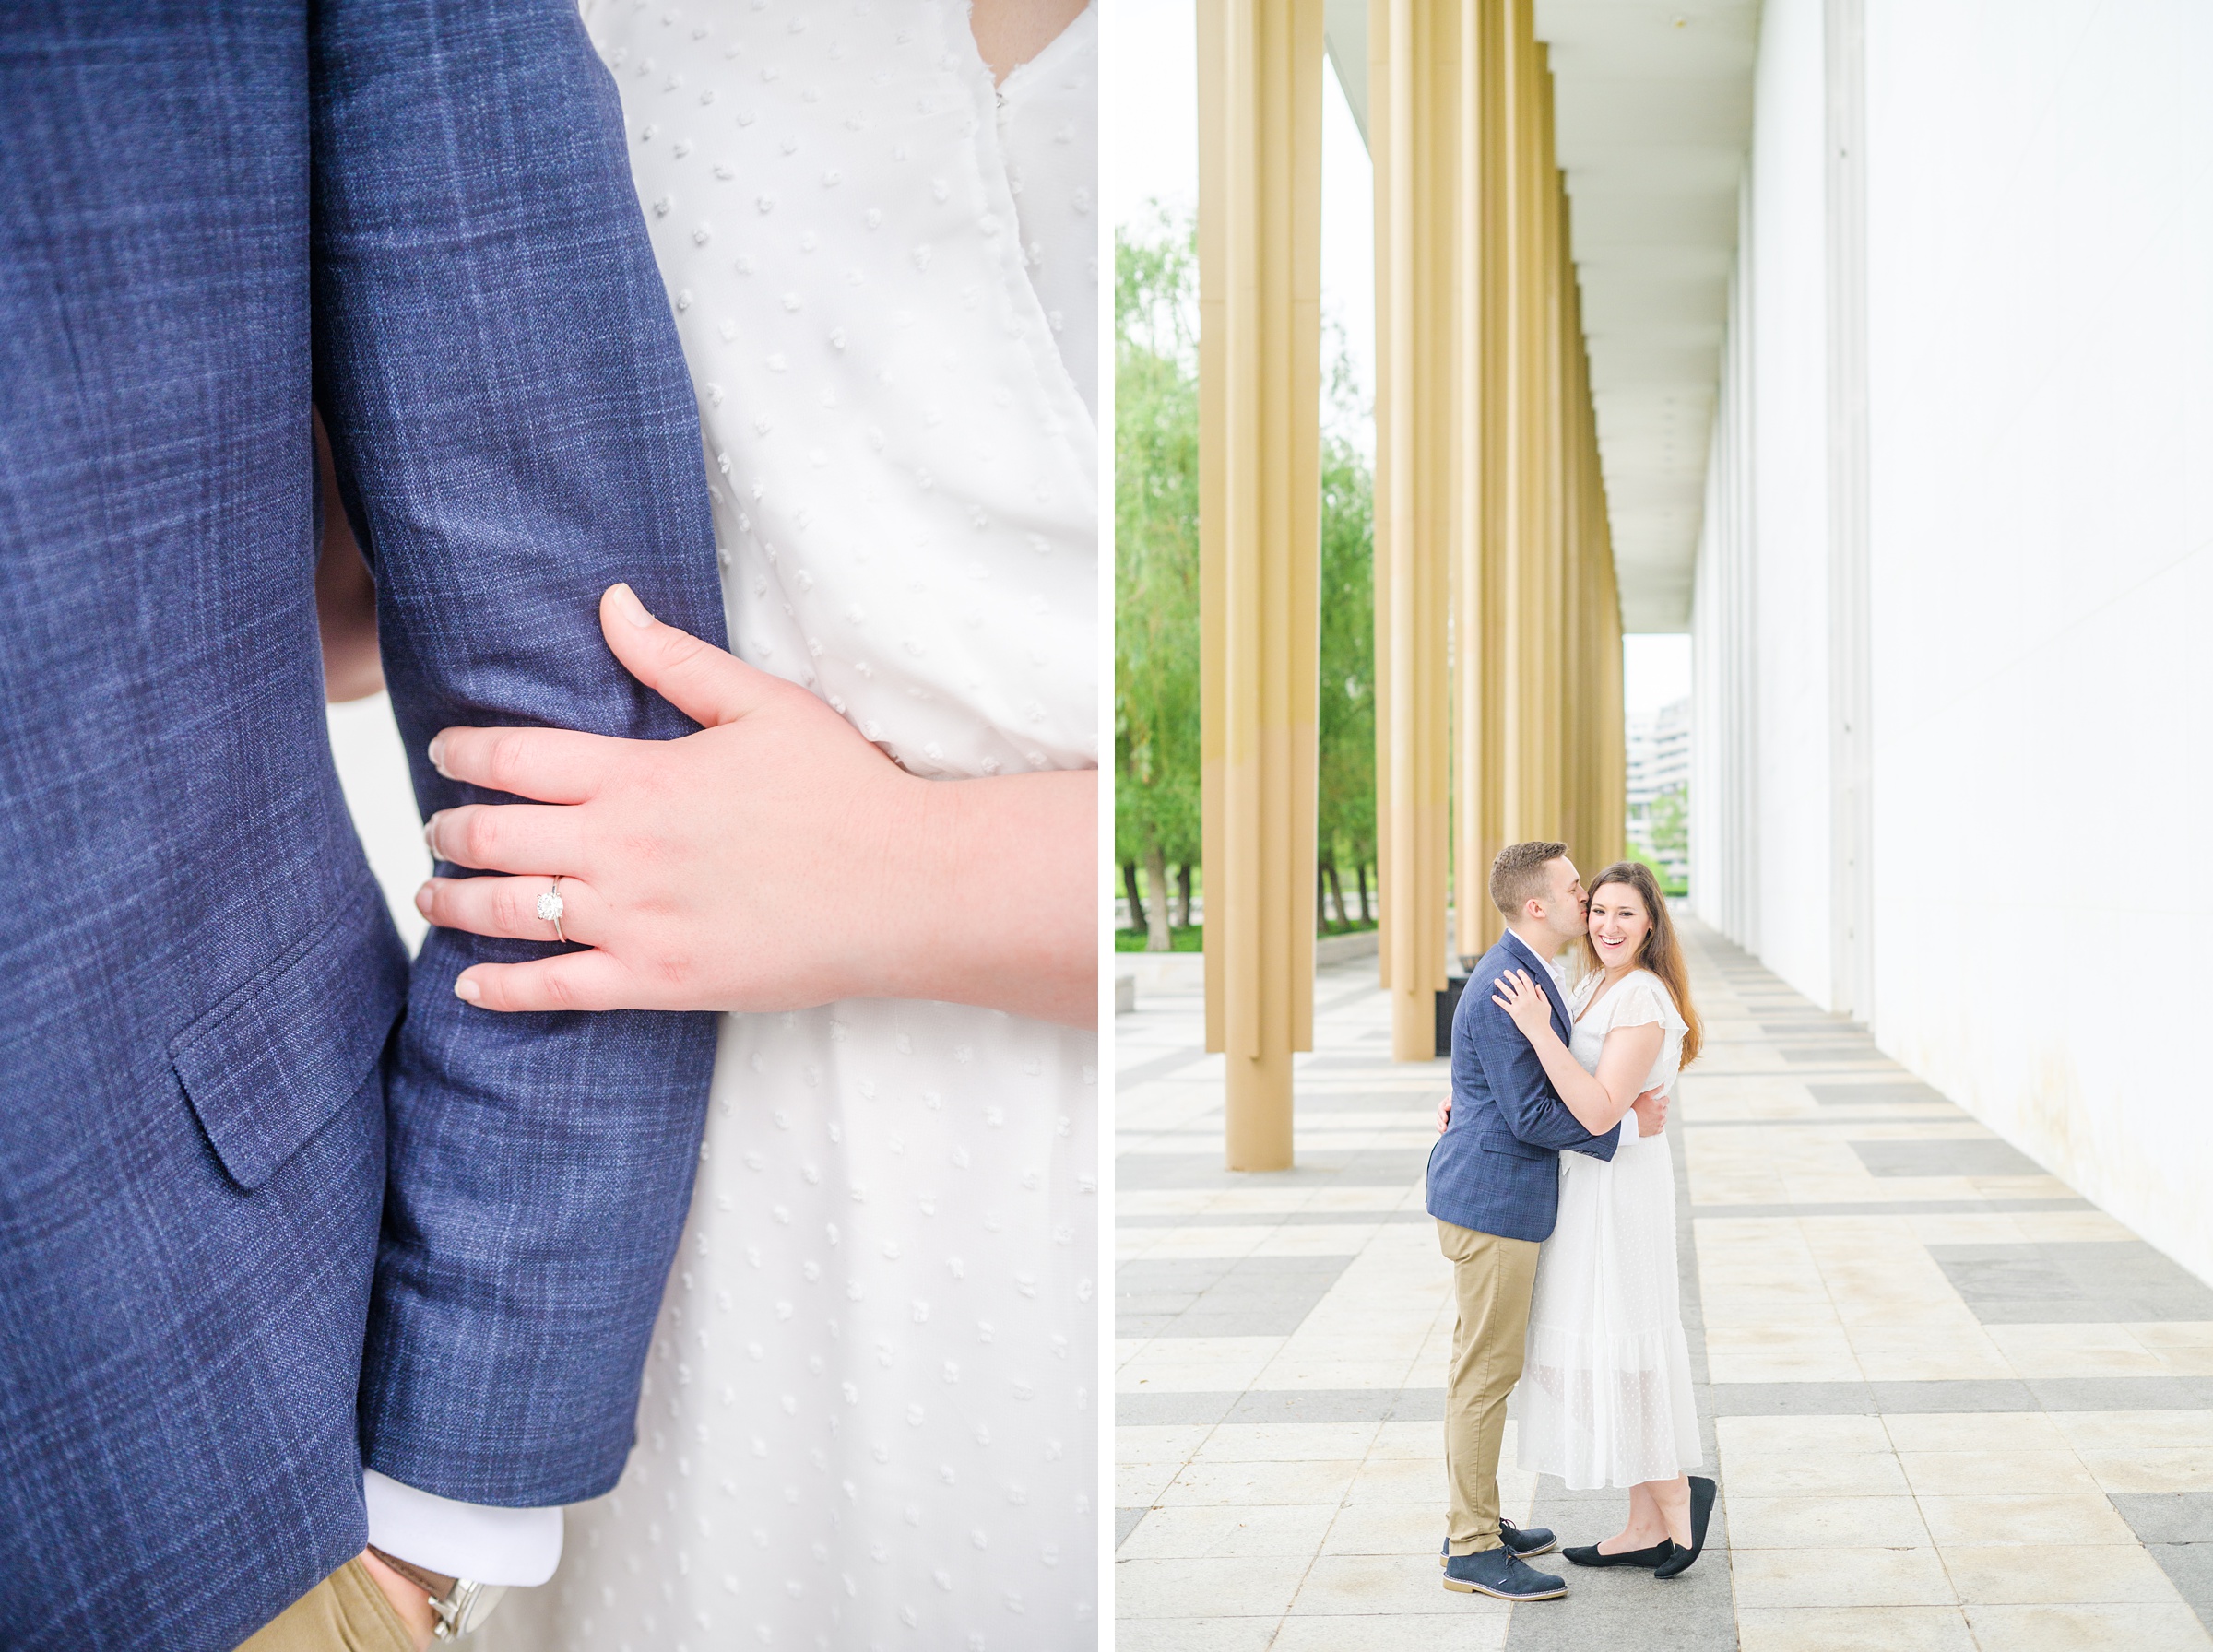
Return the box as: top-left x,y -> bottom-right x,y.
1426,931 -> 1620,1243
0,6 -> 727,1646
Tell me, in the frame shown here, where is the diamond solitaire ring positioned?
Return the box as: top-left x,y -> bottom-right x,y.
537,878 -> 566,944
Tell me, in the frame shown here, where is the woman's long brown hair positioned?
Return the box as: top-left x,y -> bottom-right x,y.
1578,860 -> 1702,1068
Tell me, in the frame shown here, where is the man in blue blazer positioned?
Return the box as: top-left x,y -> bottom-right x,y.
1427,842 -> 1669,1602
0,5 -> 728,1647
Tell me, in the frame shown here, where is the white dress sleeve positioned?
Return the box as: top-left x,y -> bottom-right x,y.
1604,973 -> 1688,1109
1606,972 -> 1687,1037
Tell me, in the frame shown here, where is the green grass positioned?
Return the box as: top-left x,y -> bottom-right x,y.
1113,918 -> 1377,953
1115,925 -> 1204,952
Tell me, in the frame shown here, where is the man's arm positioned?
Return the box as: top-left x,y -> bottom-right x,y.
1438,1083 -> 1666,1139
312,0 -> 728,1504
1465,995 -> 1619,1159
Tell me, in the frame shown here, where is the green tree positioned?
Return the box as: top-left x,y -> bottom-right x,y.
1116,214 -> 1379,945
1647,786 -> 1688,896
1316,426 -> 1375,927
1115,212 -> 1201,950
1648,787 -> 1687,859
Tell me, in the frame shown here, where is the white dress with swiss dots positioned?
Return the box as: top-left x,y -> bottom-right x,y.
1511,967 -> 1703,1489
486,6 -> 1098,1648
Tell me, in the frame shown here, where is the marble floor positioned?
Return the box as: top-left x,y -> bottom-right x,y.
1114,921 -> 2213,1650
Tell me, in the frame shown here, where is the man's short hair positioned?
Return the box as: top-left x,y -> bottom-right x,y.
1490,840 -> 1569,918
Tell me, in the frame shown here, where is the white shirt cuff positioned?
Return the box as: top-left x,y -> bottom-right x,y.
362,1469 -> 564,1587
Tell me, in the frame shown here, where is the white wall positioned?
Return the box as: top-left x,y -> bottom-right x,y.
1864,0 -> 2213,1281
1742,0 -> 1834,1006
1696,0 -> 2213,1282
1692,0 -> 1833,1001
1689,212 -> 1757,945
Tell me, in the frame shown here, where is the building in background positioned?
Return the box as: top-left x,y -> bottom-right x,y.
1147,0 -> 2213,1288
1690,0 -> 2213,1286
1627,693 -> 1689,891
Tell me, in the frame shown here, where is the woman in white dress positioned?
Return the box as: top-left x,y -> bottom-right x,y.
395,3 -> 1102,1646
1486,860 -> 1714,1579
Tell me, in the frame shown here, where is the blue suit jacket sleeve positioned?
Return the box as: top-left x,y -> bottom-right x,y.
310,0 -> 728,1505
1465,982 -> 1618,1161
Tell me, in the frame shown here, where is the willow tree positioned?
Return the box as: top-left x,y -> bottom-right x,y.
1115,214 -> 1201,949
1317,424 -> 1376,926
1118,215 -> 1376,947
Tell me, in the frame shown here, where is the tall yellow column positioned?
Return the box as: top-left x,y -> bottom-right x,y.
1488,9 -> 1624,878
1371,0 -> 1456,1061
1538,46 -> 1570,845
1452,0 -> 1509,965
1501,5 -> 1554,848
1558,198 -> 1592,870
1556,178 -> 1627,879
1376,0 -> 1627,1000
1198,0 -> 1324,1171
1594,517 -> 1625,871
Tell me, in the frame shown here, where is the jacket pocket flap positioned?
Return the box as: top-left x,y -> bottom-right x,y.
1478,1134 -> 1547,1162
171,895 -> 407,1190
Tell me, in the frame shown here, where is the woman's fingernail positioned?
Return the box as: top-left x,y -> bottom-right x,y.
414,882 -> 435,916
609,582 -> 655,628
422,818 -> 440,858
427,733 -> 447,775
455,976 -> 481,1003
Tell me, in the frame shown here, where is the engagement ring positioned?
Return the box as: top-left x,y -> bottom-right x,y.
537,878 -> 566,944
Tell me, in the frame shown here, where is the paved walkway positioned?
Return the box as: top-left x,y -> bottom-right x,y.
1115,920 -> 2213,1650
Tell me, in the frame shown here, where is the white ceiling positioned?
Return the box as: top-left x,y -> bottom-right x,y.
1325,0 -> 1760,632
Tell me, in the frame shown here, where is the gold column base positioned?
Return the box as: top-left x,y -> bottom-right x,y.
1224,1050 -> 1296,1172
1390,987 -> 1436,1063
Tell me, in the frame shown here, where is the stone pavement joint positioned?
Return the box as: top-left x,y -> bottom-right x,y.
1116,922 -> 2213,1649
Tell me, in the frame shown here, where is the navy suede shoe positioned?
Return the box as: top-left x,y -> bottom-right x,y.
1501,1516 -> 1558,1558
1440,1515 -> 1557,1567
1440,1547 -> 1568,1600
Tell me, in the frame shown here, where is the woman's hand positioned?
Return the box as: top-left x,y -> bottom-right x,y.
1489,969 -> 1555,1041
1435,1093 -> 1452,1135
414,584 -> 1096,1027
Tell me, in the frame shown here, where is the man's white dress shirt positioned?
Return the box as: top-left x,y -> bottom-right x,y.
363,1471 -> 562,1587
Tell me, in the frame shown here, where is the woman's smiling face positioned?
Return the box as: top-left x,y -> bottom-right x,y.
1587,880 -> 1651,971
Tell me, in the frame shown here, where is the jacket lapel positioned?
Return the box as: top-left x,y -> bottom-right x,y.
1502,930 -> 1577,1046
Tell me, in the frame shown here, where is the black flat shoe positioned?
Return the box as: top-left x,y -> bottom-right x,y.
1562,1540 -> 1675,1569
1653,1477 -> 1716,1579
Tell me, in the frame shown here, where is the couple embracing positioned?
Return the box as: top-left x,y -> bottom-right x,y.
1428,842 -> 1713,1601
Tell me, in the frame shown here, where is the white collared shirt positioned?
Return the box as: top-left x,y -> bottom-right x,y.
363,1470 -> 562,1587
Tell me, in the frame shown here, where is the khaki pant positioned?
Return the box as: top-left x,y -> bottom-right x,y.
240,1558 -> 413,1652
1438,1217 -> 1541,1556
